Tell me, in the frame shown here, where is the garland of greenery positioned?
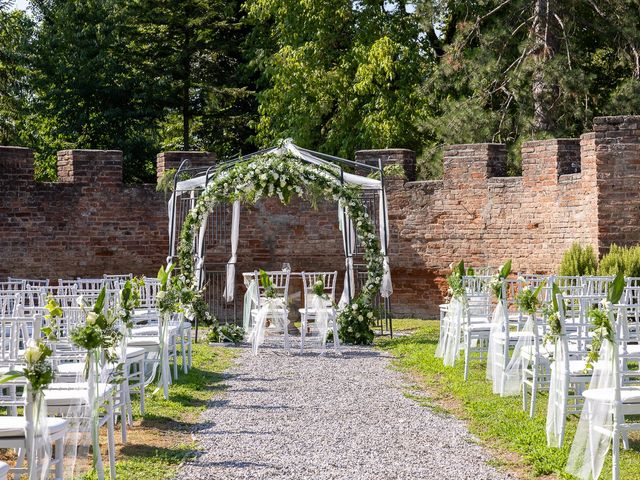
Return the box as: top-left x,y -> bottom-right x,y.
176,152 -> 384,345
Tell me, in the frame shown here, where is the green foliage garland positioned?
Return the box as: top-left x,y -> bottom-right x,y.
177,152 -> 384,345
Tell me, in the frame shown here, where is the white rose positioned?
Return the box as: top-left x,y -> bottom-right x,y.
86,312 -> 98,325
24,341 -> 42,364
358,315 -> 364,321
367,311 -> 373,318
156,291 -> 167,301
352,304 -> 358,311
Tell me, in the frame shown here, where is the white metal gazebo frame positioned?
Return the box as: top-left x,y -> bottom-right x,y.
166,140 -> 393,336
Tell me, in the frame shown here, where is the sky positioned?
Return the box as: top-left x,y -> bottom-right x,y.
13,0 -> 29,10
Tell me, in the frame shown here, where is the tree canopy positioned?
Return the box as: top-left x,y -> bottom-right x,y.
0,0 -> 639,181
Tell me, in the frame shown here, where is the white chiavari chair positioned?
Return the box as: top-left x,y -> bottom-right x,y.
249,270 -> 291,354
299,271 -> 338,354
8,277 -> 49,288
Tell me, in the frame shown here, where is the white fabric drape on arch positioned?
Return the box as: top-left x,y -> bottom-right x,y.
223,200 -> 240,301
338,206 -> 356,308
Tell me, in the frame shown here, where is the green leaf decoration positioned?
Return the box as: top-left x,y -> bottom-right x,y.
467,266 -> 475,276
455,260 -> 465,278
0,372 -> 24,384
93,286 -> 106,313
608,270 -> 625,304
500,259 -> 512,279
551,282 -> 562,313
533,280 -> 546,300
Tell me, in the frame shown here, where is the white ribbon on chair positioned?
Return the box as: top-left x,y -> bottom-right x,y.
243,279 -> 258,334
435,297 -> 465,366
486,300 -> 506,392
501,314 -> 535,396
248,298 -> 286,356
27,386 -> 52,480
223,200 -> 240,302
546,338 -> 568,447
566,330 -> 615,479
311,294 -> 330,345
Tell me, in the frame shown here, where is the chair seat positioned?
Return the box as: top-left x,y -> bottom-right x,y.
462,322 -> 492,332
550,359 -> 589,375
55,362 -> 85,376
128,337 -> 160,347
251,308 -> 288,315
493,331 -> 533,342
44,382 -> 114,407
298,308 -> 335,315
121,346 -> 146,361
583,386 -> 640,404
0,416 -> 68,438
131,325 -> 179,336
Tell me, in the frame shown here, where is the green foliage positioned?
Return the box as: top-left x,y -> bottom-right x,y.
207,323 -> 244,344
558,242 -> 598,276
598,244 -> 640,277
446,260 -> 465,299
516,280 -> 546,315
246,0 -> 424,158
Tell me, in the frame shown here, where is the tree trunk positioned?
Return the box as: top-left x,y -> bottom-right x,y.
531,0 -> 558,133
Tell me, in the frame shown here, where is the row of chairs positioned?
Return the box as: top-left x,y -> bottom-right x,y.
0,274 -> 192,479
439,273 -> 640,480
243,270 -> 340,355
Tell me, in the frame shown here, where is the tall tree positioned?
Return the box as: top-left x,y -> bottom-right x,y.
129,0 -> 256,157
415,0 -> 640,177
0,1 -> 34,146
247,0 -> 426,158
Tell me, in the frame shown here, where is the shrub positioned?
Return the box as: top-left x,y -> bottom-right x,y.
598,244 -> 640,277
207,323 -> 245,344
558,243 -> 597,276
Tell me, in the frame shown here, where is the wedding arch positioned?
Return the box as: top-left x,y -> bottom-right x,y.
166,140 -> 393,344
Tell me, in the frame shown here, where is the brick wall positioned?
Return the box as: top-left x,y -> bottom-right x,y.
2,115 -> 640,318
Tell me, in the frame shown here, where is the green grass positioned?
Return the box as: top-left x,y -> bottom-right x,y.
106,342 -> 237,480
377,320 -> 640,480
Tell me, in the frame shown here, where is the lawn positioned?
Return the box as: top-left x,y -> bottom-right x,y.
377,320 -> 640,480
98,342 -> 237,480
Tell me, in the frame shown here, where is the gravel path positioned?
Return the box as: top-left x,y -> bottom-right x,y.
179,343 -> 513,480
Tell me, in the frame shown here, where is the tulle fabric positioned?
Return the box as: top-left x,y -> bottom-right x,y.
486,301 -> 506,391
435,297 -> 465,366
248,298 -> 287,355
546,339 -> 568,447
243,279 -> 258,334
501,313 -> 535,396
158,312 -> 171,399
29,388 -> 52,480
566,333 -> 615,480
310,294 -> 331,346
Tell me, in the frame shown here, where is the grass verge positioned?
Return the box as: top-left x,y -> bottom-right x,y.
377,320 -> 640,480
98,342 -> 237,479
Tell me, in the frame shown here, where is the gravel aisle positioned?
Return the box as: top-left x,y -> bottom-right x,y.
179,344 -> 513,480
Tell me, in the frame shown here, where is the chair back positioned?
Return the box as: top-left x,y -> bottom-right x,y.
582,276 -> 614,297
254,270 -> 290,308
8,277 -> 49,288
301,272 -> 337,301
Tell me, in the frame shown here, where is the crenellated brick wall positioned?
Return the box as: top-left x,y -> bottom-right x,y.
2,116 -> 640,317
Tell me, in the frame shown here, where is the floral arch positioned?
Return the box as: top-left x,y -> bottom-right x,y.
169,141 -> 392,344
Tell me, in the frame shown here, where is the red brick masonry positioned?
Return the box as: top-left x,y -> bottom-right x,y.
1,116 -> 639,317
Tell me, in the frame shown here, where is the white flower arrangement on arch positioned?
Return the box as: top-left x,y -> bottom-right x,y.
176,152 -> 384,344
